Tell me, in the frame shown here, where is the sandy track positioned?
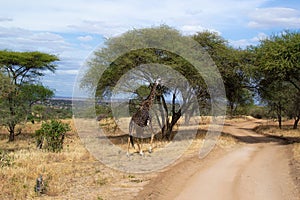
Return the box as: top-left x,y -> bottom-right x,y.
175,144 -> 298,200
137,120 -> 299,200
235,144 -> 297,200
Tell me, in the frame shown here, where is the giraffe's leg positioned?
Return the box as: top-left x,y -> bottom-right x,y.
137,138 -> 143,156
149,119 -> 155,153
127,120 -> 134,157
127,136 -> 131,157
149,134 -> 154,153
133,126 -> 143,156
140,139 -> 144,156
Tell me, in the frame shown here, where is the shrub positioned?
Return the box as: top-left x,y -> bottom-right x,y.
35,120 -> 70,152
249,106 -> 270,119
0,150 -> 13,167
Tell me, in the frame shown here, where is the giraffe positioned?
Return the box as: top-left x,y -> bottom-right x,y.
127,78 -> 161,156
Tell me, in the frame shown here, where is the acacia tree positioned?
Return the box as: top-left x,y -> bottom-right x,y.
0,50 -> 58,141
193,31 -> 252,116
254,31 -> 300,128
258,79 -> 290,128
80,26 -> 222,139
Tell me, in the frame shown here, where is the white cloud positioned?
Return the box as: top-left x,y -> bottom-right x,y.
248,7 -> 300,29
0,27 -> 31,37
30,32 -> 65,42
57,69 -> 79,75
0,27 -> 72,53
229,32 -> 268,48
1,0 -> 268,36
180,25 -> 221,35
0,17 -> 13,22
68,20 -> 130,37
252,32 -> 268,41
77,35 -> 93,42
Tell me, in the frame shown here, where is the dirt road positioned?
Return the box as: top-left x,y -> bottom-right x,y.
137,120 -> 299,200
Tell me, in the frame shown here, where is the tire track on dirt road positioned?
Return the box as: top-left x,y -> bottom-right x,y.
137,119 -> 299,200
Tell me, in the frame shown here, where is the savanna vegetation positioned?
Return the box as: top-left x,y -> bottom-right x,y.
81,26 -> 300,131
0,51 -> 58,141
0,26 -> 299,199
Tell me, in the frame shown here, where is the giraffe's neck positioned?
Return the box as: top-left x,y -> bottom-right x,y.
144,82 -> 158,107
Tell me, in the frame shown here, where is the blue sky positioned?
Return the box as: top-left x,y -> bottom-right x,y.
0,0 -> 299,97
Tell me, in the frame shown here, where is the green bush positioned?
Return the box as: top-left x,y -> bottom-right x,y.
249,106 -> 270,119
35,120 -> 70,152
0,150 -> 14,167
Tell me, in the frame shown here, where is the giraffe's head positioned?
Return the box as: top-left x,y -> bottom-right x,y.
155,77 -> 162,85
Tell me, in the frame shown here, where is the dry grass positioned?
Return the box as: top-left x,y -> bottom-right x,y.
260,125 -> 300,157
0,120 -> 96,199
0,120 -> 153,200
254,121 -> 300,158
254,123 -> 300,143
99,116 -> 238,154
0,117 -> 240,199
98,116 -> 238,156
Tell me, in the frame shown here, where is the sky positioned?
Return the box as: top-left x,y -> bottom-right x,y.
0,0 -> 300,97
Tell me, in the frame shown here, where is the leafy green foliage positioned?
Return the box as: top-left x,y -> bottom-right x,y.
35,120 -> 70,152
20,84 -> 54,105
81,26 -> 206,96
0,72 -> 14,97
0,50 -> 58,141
193,31 -> 252,115
0,50 -> 58,84
253,31 -> 300,128
255,31 -> 300,91
81,26 -> 211,138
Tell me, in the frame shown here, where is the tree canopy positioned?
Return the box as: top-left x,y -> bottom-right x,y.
193,31 -> 253,116
81,26 -> 300,130
254,31 -> 300,91
80,26 -> 226,139
253,31 -> 300,128
0,50 -> 58,141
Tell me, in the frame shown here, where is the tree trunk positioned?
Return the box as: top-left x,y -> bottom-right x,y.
163,93 -> 182,140
7,121 -> 17,142
277,103 -> 282,129
162,123 -> 171,140
168,110 -> 181,140
293,116 -> 299,129
8,129 -> 15,142
8,95 -> 16,142
160,95 -> 168,139
162,115 -> 174,140
163,114 -> 181,141
229,102 -> 234,117
159,91 -> 192,140
277,114 -> 282,129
